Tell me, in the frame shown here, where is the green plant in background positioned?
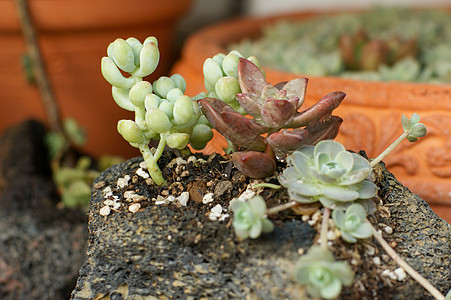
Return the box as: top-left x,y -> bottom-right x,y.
101,37 -> 214,185
230,7 -> 451,83
293,246 -> 354,299
46,118 -> 123,208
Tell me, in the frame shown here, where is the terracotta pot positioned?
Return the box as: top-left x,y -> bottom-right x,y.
172,10 -> 451,222
0,0 -> 192,158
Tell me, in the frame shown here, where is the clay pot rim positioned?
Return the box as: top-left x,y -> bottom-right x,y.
0,0 -> 193,32
181,7 -> 451,111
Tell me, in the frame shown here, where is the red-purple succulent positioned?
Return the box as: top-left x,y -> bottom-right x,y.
198,58 -> 345,178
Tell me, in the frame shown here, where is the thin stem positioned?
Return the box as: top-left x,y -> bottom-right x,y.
266,201 -> 298,215
139,144 -> 166,186
370,223 -> 445,300
253,183 -> 281,190
370,132 -> 408,168
320,207 -> 331,249
13,0 -> 63,134
153,136 -> 167,162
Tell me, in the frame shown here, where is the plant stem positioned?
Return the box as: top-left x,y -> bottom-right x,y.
153,136 -> 167,162
370,132 -> 408,168
266,201 -> 298,215
370,224 -> 445,300
253,183 -> 281,190
139,144 -> 166,186
13,0 -> 63,134
320,207 -> 331,249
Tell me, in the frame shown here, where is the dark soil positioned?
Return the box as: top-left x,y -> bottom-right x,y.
71,148 -> 450,299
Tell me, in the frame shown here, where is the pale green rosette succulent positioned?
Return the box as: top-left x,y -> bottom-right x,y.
401,113 -> 427,142
293,246 -> 354,299
231,195 -> 274,239
332,203 -> 372,243
279,140 -> 377,208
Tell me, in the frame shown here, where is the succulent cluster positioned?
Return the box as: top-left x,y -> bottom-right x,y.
279,140 -> 377,208
101,37 -> 213,185
293,246 -> 354,299
339,29 -> 417,71
332,203 -> 372,243
199,55 -> 344,178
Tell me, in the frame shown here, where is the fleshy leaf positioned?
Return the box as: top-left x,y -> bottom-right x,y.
237,58 -> 267,94
232,151 -> 276,178
261,98 -> 296,128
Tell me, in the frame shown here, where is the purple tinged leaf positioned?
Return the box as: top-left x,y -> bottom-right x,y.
236,93 -> 262,118
266,128 -> 309,159
232,151 -> 276,178
280,78 -> 308,109
237,58 -> 267,95
198,97 -> 266,151
291,91 -> 346,127
302,116 -> 343,145
261,98 -> 296,128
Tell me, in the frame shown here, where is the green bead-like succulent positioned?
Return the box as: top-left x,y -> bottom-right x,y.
279,140 -> 377,208
293,246 -> 354,299
332,203 -> 372,243
101,37 -> 214,185
231,195 -> 274,239
401,113 -> 427,142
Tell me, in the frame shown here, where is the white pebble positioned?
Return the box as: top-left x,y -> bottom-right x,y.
128,203 -> 141,213
139,161 -> 148,169
202,193 -> 214,204
187,156 -> 197,164
301,215 -> 310,222
238,186 -> 256,201
123,190 -> 135,199
167,195 -> 175,202
383,226 -> 393,234
394,268 -> 407,281
372,256 -> 381,265
113,202 -> 122,210
136,168 -> 149,179
100,206 -> 111,216
209,204 -> 223,221
117,175 -> 131,188
176,192 -> 189,206
102,186 -> 113,198
103,199 -> 116,206
365,246 -> 376,256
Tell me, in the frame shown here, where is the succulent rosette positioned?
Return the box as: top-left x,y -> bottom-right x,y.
231,195 -> 274,239
279,140 -> 377,208
293,246 -> 354,299
332,203 -> 373,243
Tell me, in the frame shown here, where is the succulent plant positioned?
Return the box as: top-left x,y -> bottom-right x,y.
339,29 -> 417,71
199,57 -> 344,178
279,140 -> 377,208
401,113 -> 427,142
332,203 -> 372,243
293,246 -> 354,299
230,195 -> 274,239
101,37 -> 213,185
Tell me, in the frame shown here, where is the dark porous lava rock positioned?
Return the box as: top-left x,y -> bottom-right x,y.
71,151 -> 450,300
0,120 -> 88,300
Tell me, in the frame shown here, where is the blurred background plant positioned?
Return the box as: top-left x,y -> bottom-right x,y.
229,7 -> 451,82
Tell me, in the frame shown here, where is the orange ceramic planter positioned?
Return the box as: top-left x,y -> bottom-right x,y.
0,0 -> 192,158
172,11 -> 451,222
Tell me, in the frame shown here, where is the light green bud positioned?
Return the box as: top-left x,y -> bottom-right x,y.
108,38 -> 136,73
133,39 -> 160,78
166,88 -> 184,103
129,81 -> 152,107
197,115 -> 210,126
215,77 -> 240,103
190,124 -> 213,150
158,100 -> 174,119
247,56 -> 262,70
144,36 -> 158,47
166,132 -> 190,149
170,74 -> 186,93
153,76 -> 176,98
101,57 -> 135,89
117,120 -> 144,144
125,37 -> 143,66
222,52 -> 241,78
144,94 -> 161,110
111,86 -> 135,111
203,58 -> 224,87
145,108 -> 172,133
173,95 -> 194,125
212,53 -> 226,66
